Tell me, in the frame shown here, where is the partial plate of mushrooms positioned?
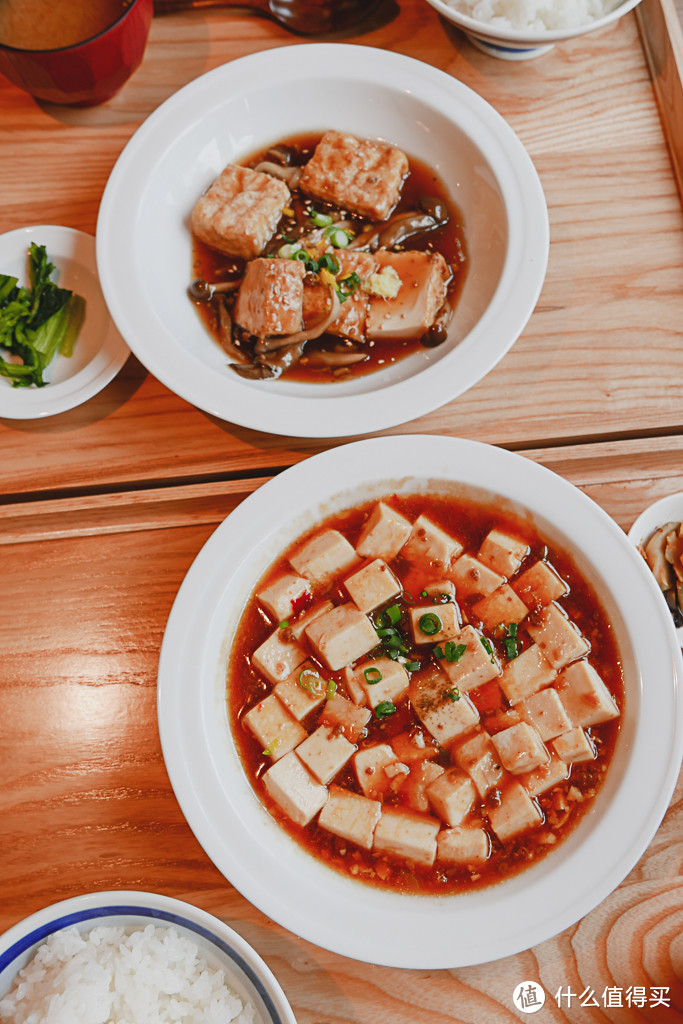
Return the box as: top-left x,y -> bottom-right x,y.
628,491 -> 683,646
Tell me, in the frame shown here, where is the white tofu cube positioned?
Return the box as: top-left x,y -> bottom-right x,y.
520,752 -> 570,797
409,602 -> 461,645
289,529 -> 359,586
438,624 -> 502,692
296,724 -> 356,785
427,768 -> 477,826
556,660 -> 620,727
400,515 -> 463,571
341,664 -> 368,705
526,604 -> 590,670
258,573 -> 311,622
391,729 -> 441,764
437,825 -> 490,865
305,603 -> 378,671
318,784 -> 382,850
552,726 -> 597,763
262,751 -> 328,826
355,501 -> 412,561
352,657 -> 410,710
242,693 -> 307,760
512,560 -> 569,609
472,584 -> 529,633
319,692 -> 371,743
365,250 -> 450,341
491,722 -> 549,775
273,660 -> 327,721
450,554 -> 504,599
410,665 -> 480,744
477,529 -> 530,578
287,599 -> 335,642
252,628 -> 307,686
354,743 -> 403,799
402,760 -> 445,813
487,782 -> 543,842
344,558 -> 401,613
499,643 -> 557,705
373,807 -> 440,866
421,579 -> 456,602
517,687 -> 573,741
452,730 -> 505,797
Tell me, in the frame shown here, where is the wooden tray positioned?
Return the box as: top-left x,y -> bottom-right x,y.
637,0 -> 683,197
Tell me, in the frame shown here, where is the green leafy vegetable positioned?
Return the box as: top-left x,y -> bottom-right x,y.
0,243 -> 85,388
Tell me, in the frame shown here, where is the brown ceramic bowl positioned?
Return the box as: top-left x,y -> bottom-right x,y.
0,0 -> 153,107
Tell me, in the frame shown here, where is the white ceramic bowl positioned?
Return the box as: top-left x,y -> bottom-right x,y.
628,490 -> 683,648
0,890 -> 295,1024
423,0 -> 643,59
96,44 -> 548,438
157,435 -> 683,969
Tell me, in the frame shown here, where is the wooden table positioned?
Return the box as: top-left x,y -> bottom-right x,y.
2,1 -> 683,1019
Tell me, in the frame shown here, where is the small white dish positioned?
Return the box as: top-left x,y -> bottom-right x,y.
628,491 -> 683,648
0,226 -> 129,419
423,0 -> 643,59
0,890 -> 295,1024
97,43 -> 548,438
157,435 -> 683,968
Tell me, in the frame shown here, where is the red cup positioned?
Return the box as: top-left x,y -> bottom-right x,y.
0,0 -> 153,107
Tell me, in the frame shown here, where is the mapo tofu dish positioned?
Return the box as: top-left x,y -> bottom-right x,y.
190,131 -> 467,382
227,492 -> 623,895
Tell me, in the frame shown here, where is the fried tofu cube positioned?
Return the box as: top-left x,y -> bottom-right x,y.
410,665 -> 480,744
252,628 -> 307,686
491,722 -> 549,775
273,660 -> 327,721
355,501 -> 413,562
366,250 -> 451,341
401,514 -> 463,571
526,604 -> 590,670
512,560 -> 569,609
452,730 -> 505,797
296,724 -> 356,785
318,784 -> 381,850
472,584 -> 529,633
319,692 -> 371,743
258,572 -> 311,622
450,554 -> 504,599
499,643 -> 557,705
487,781 -> 543,842
298,130 -> 409,221
521,752 -> 570,797
233,257 -> 305,337
478,529 -> 530,578
287,599 -> 335,642
409,602 -> 460,645
373,807 -> 440,866
305,603 -> 378,671
552,726 -> 596,763
437,825 -> 490,865
344,558 -> 401,613
555,660 -> 619,727
438,624 -> 502,692
303,250 -> 376,343
290,529 -> 359,587
517,687 -> 573,741
191,163 -> 290,259
402,760 -> 445,813
427,768 -> 477,826
242,694 -> 307,761
352,656 -> 410,709
262,751 -> 328,826
354,743 -> 403,799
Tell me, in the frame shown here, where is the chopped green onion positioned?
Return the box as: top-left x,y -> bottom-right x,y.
444,642 -> 467,663
379,604 -> 402,628
326,679 -> 337,699
508,622 -> 518,639
376,626 -> 398,639
481,636 -> 495,663
447,688 -> 461,702
278,242 -> 302,259
364,667 -> 383,684
298,668 -> 325,697
262,739 -> 281,757
318,252 -> 340,275
310,209 -> 333,227
375,700 -> 396,720
418,613 -> 442,636
404,660 -> 421,671
504,638 -> 519,660
329,228 -> 351,248
420,590 -> 429,598
434,646 -> 444,659
338,271 -> 360,297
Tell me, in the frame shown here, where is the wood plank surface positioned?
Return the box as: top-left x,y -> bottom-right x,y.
638,0 -> 683,198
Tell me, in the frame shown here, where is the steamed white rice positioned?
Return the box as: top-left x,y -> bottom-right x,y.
0,924 -> 256,1024
441,0 -> 623,31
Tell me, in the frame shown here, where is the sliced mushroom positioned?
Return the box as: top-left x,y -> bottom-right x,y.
216,300 -> 248,363
189,278 -> 241,302
230,362 -> 278,380
664,528 -> 683,583
253,161 -> 302,188
304,348 -> 367,367
377,212 -> 441,249
644,523 -> 678,590
421,300 -> 453,348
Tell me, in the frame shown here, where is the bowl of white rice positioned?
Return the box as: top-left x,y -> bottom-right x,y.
0,891 -> 296,1024
422,0 -> 644,59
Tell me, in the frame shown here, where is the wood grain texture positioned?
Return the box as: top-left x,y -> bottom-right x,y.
638,0 -> 683,199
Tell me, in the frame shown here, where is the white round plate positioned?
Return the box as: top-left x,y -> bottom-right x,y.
0,890 -> 296,1024
0,226 -> 129,419
97,44 -> 548,438
628,490 -> 683,648
157,435 -> 683,969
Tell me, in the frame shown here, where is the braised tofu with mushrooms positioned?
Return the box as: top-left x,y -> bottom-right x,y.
227,490 -> 623,897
